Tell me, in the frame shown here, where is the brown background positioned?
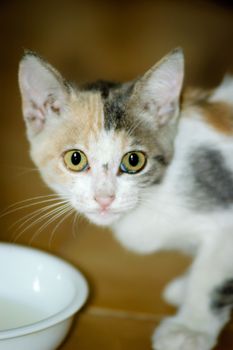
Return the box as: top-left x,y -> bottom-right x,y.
1,1 -> 233,349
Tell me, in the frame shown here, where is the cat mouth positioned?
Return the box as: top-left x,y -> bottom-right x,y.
99,208 -> 114,216
84,206 -> 122,215
87,208 -> 119,217
73,201 -> 134,225
85,209 -> 121,226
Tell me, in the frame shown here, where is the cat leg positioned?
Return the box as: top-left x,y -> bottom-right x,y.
163,273 -> 189,307
153,235 -> 233,350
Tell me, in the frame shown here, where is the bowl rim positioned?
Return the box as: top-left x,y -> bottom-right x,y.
0,242 -> 89,340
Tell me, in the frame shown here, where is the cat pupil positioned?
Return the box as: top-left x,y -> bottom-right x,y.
71,152 -> 81,165
129,153 -> 139,167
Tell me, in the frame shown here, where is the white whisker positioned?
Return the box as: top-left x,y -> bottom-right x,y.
127,118 -> 145,137
12,203 -> 71,243
72,212 -> 79,239
49,208 -> 74,248
2,193 -> 69,211
29,204 -> 72,245
13,168 -> 40,178
9,200 -> 70,233
1,196 -> 70,218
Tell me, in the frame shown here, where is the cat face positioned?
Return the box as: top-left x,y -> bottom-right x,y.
18,49 -> 184,226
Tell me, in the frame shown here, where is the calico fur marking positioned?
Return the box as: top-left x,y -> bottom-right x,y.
211,279 -> 233,311
82,80 -> 122,99
19,48 -> 233,350
83,79 -> 134,131
82,79 -> 169,186
200,101 -> 233,135
191,147 -> 233,208
183,81 -> 233,135
103,83 -> 134,131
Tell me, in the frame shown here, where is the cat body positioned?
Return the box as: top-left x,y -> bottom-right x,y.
18,49 -> 233,350
114,95 -> 233,253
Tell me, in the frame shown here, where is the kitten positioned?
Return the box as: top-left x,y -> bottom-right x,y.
18,49 -> 233,350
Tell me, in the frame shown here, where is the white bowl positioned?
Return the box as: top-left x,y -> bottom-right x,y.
0,243 -> 88,350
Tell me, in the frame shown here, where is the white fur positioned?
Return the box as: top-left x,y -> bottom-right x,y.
210,75 -> 233,105
38,99 -> 233,350
19,52 -> 233,350
112,105 -> 233,350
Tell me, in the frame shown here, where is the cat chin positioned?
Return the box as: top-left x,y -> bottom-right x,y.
85,212 -> 121,227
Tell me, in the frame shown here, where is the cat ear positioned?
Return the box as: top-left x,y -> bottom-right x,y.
132,48 -> 184,128
18,52 -> 70,137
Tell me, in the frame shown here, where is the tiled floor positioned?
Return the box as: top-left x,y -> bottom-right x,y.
60,311 -> 233,350
56,226 -> 233,350
62,311 -> 158,350
1,1 -> 233,349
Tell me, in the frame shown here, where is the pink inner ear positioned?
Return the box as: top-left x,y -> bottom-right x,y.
31,99 -> 45,117
44,94 -> 61,115
50,101 -> 61,114
23,94 -> 63,136
25,116 -> 44,134
24,99 -> 45,133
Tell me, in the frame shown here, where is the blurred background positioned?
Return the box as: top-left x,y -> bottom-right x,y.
1,1 -> 233,349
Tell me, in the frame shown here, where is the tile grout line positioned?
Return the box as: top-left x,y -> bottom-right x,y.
84,306 -> 233,330
85,306 -> 166,322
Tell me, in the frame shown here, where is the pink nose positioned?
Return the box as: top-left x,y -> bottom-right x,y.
94,195 -> 115,209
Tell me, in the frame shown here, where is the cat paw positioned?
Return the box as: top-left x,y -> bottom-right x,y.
162,275 -> 187,307
152,318 -> 216,350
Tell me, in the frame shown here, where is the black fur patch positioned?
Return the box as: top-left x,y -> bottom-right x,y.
82,79 -> 169,186
82,80 -> 121,99
104,94 -> 127,130
211,279 -> 233,311
103,83 -> 135,131
191,147 -> 233,208
82,79 -> 134,131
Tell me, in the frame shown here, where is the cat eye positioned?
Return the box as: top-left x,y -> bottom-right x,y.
120,151 -> 147,174
63,150 -> 89,172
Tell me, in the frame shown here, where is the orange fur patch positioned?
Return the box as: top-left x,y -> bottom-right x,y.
33,91 -> 104,169
182,87 -> 233,135
70,92 -> 104,147
200,101 -> 233,135
182,87 -> 212,107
